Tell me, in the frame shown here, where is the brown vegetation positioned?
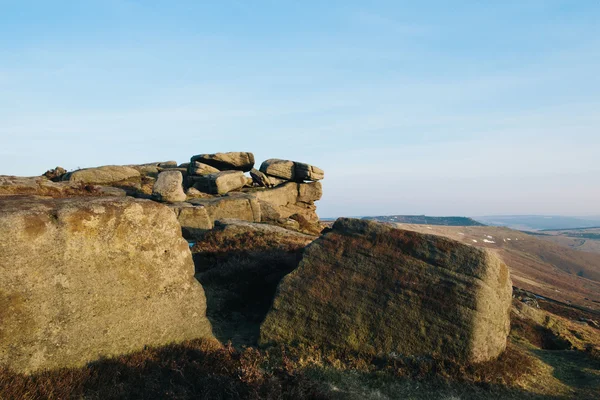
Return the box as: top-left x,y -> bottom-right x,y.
192,227 -> 312,347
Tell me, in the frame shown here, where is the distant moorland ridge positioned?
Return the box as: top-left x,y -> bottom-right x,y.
363,215 -> 486,226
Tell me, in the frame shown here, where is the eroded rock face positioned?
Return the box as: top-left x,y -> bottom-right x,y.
152,170 -> 186,203
260,218 -> 512,363
0,196 -> 213,374
190,152 -> 255,172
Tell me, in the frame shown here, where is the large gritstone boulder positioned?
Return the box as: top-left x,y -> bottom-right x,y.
191,171 -> 248,195
259,159 -> 324,182
63,165 -> 141,185
190,152 -> 255,172
253,182 -> 322,223
0,196 -> 213,374
152,170 -> 187,203
260,218 -> 512,363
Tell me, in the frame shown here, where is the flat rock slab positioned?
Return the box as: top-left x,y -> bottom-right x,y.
191,152 -> 255,172
260,218 -> 512,363
0,196 -> 213,373
0,176 -> 125,198
64,165 -> 141,185
259,159 -> 324,182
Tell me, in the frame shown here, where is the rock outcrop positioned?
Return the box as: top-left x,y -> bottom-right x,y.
260,218 -> 512,363
20,152 -> 324,237
152,170 -> 187,203
43,166 -> 67,182
172,181 -> 323,239
0,196 -> 213,373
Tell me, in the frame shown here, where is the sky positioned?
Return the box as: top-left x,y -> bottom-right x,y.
1,0 -> 599,217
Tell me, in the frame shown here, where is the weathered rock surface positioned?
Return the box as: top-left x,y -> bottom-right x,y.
188,162 -> 220,176
192,171 -> 248,195
169,203 -> 214,239
253,182 -> 321,223
259,159 -> 296,180
211,219 -> 317,239
260,218 -> 512,363
175,182 -> 321,237
295,162 -> 324,181
191,152 -> 255,172
189,194 -> 261,228
0,176 -> 122,198
259,159 -> 324,182
152,170 -> 187,203
0,196 -> 213,373
64,165 -> 141,185
250,168 -> 286,188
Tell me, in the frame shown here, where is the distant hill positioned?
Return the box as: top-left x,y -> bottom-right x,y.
474,215 -> 600,231
363,215 -> 485,226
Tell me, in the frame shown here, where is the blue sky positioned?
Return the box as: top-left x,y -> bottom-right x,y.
1,0 -> 599,217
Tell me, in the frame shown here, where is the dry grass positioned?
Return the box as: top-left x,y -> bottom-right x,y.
0,338 -> 557,400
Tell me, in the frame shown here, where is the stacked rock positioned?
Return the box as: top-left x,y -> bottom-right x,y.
186,152 -> 325,195
186,152 -> 254,195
